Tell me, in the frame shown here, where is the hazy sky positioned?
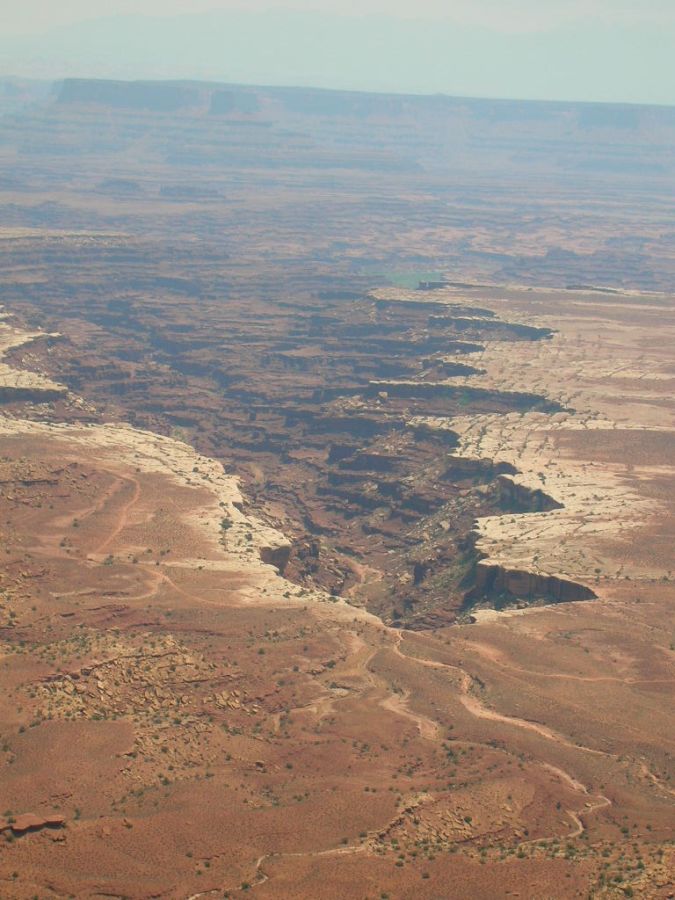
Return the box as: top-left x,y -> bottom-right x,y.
2,1 -> 674,105
3,0 -> 675,33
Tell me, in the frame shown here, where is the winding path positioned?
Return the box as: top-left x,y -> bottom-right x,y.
94,473 -> 141,554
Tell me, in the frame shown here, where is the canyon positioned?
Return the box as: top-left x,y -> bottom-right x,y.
0,78 -> 672,899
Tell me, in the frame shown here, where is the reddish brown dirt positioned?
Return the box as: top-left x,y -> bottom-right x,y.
0,82 -> 673,899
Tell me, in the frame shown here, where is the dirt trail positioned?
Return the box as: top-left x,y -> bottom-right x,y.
240,792 -> 433,894
463,639 -> 675,687
156,571 -> 227,609
541,762 -> 587,794
555,791 -> 612,841
458,691 -> 597,749
93,473 -> 141,554
343,557 -> 383,599
389,631 -> 606,755
379,689 -> 441,741
291,631 -> 443,741
388,631 -> 620,841
637,760 -> 675,799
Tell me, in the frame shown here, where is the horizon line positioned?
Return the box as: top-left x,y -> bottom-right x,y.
8,73 -> 675,113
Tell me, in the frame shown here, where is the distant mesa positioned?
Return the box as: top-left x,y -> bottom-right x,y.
57,78 -> 202,112
270,87 -> 406,118
210,89 -> 261,115
57,78 -> 263,118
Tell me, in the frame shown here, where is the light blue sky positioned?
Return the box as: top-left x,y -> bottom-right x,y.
3,1 -> 675,33
2,2 -> 674,105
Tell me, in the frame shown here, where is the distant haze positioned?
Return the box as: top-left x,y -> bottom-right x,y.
1,3 -> 674,106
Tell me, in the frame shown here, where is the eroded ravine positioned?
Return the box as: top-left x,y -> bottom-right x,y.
2,290 -> 597,629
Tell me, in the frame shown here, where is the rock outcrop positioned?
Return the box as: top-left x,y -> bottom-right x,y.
0,814 -> 66,836
466,563 -> 597,606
